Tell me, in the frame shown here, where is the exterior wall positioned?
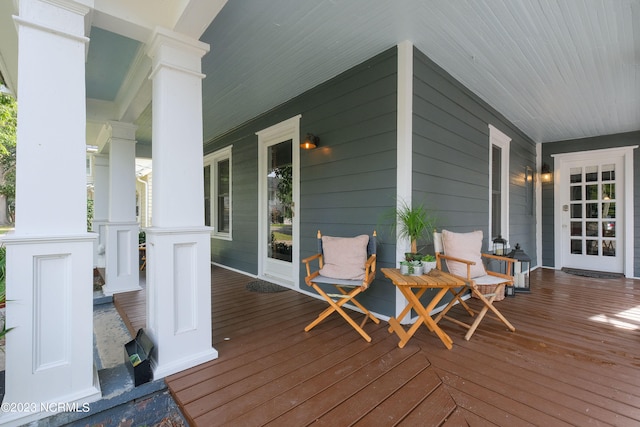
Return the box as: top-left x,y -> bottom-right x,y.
205,48 -> 399,315
206,44 -> 540,317
541,131 -> 640,274
412,47 -> 538,264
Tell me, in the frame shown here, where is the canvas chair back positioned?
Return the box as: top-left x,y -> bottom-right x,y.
317,230 -> 377,258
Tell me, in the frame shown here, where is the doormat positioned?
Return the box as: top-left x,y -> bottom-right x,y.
246,280 -> 288,293
561,268 -> 624,279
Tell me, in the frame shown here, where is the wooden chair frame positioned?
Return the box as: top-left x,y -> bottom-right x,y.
139,243 -> 146,271
301,230 -> 380,342
433,231 -> 516,340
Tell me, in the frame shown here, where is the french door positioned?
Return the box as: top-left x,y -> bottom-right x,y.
555,147 -> 635,274
256,116 -> 300,287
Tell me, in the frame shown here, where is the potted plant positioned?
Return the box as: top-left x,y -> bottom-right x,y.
400,259 -> 424,276
393,199 -> 436,258
399,260 -> 412,275
421,254 -> 437,273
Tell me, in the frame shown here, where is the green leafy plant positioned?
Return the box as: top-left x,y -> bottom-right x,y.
87,198 -> 94,231
0,245 -> 13,341
392,199 -> 437,254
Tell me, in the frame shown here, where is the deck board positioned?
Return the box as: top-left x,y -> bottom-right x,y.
114,266 -> 640,426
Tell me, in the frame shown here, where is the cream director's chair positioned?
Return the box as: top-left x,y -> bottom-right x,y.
433,229 -> 516,340
301,230 -> 380,342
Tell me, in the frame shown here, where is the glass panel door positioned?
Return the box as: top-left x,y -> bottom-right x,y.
267,140 -> 293,262
562,157 -> 623,272
257,115 -> 300,287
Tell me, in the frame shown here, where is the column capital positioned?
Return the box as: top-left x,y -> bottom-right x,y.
146,27 -> 210,79
107,121 -> 138,141
15,0 -> 92,41
93,153 -> 109,167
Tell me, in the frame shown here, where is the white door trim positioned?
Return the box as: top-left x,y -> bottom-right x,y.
255,115 -> 301,287
552,146 -> 637,277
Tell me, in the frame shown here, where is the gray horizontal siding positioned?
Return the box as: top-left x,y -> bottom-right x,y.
298,48 -> 399,315
205,47 -> 399,316
412,46 -> 537,264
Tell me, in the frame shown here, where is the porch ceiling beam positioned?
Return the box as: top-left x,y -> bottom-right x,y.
174,0 -> 228,39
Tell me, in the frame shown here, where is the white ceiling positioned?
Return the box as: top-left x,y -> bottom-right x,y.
1,0 -> 638,146
197,0 -> 639,144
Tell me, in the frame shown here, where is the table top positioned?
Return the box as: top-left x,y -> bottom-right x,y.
380,267 -> 465,288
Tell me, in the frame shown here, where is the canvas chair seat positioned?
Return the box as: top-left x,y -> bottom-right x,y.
433,230 -> 516,341
301,230 -> 380,342
311,275 -> 365,287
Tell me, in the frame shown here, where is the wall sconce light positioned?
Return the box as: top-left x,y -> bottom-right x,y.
301,133 -> 319,150
540,163 -> 553,183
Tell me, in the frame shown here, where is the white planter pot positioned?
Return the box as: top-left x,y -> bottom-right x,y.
410,263 -> 424,276
422,261 -> 437,274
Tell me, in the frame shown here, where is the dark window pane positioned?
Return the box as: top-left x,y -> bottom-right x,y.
586,240 -> 598,255
570,204 -> 582,219
602,164 -> 615,181
571,239 -> 582,254
217,159 -> 230,232
603,240 -> 615,256
204,165 -> 211,227
586,203 -> 598,218
571,222 -> 582,236
586,185 -> 598,200
491,145 -> 501,237
586,222 -> 598,237
570,186 -> 582,201
570,167 -> 582,183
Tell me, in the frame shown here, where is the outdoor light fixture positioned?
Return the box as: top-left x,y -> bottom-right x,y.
540,163 -> 553,183
301,133 -> 319,150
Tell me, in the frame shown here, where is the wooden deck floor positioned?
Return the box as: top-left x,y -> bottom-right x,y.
114,267 -> 640,426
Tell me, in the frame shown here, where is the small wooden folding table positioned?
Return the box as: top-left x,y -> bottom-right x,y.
381,267 -> 465,350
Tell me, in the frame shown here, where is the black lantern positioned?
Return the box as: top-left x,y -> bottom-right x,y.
507,243 -> 531,293
492,235 -> 507,256
504,283 -> 516,297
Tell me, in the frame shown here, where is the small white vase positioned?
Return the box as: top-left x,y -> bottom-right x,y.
410,264 -> 424,276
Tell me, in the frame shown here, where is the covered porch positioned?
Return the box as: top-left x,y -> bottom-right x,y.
115,266 -> 640,426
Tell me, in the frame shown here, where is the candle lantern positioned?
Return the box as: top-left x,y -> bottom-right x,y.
492,235 -> 507,256
507,243 -> 531,293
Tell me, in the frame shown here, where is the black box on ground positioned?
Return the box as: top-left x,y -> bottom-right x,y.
124,328 -> 154,386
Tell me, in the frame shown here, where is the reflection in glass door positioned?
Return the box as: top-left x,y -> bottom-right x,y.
267,140 -> 293,262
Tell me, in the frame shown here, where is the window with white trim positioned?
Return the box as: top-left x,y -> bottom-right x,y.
488,125 -> 511,247
204,146 -> 232,240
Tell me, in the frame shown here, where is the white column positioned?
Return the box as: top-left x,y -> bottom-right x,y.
396,41 -> 414,323
92,154 -> 109,268
145,27 -> 217,379
102,122 -> 142,295
1,1 -> 100,425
